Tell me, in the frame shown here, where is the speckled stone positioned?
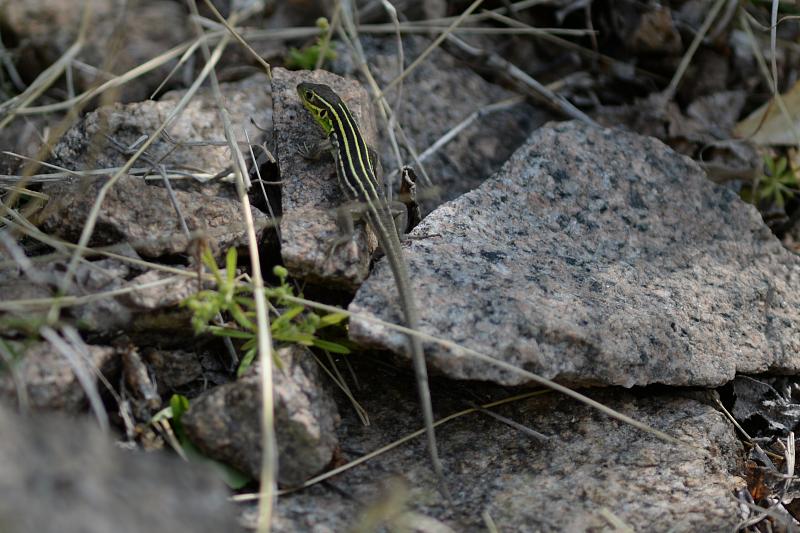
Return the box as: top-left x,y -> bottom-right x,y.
272,67 -> 379,290
349,120 -> 800,387
183,345 -> 340,486
49,73 -> 272,197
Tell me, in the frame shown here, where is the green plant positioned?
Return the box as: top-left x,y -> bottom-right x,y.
183,247 -> 350,377
285,17 -> 337,70
745,154 -> 799,208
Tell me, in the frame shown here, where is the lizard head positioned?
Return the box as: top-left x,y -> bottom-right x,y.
296,82 -> 343,136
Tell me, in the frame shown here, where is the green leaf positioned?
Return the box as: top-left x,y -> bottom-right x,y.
765,155 -> 776,175
776,156 -> 788,177
237,347 -> 258,377
225,247 -> 237,285
274,330 -> 316,345
208,325 -> 254,340
169,394 -> 191,440
318,312 -> 348,327
271,304 -> 305,330
201,247 -> 222,284
311,339 -> 351,354
230,302 -> 256,331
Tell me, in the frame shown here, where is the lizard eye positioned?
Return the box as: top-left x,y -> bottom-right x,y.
304,90 -> 313,100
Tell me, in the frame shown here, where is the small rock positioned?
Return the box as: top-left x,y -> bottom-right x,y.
144,348 -> 205,393
0,404 -> 240,533
183,345 -> 340,486
0,341 -> 116,411
611,4 -> 682,55
0,114 -> 52,175
69,258 -> 133,332
350,121 -> 800,387
273,67 -> 378,289
0,258 -> 135,333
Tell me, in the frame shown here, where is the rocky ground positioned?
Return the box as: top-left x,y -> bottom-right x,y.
2,1 -> 800,532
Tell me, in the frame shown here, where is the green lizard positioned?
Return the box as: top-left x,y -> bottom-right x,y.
296,82 -> 447,496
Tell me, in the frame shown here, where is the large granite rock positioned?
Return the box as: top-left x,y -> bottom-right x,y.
350,120 -> 800,387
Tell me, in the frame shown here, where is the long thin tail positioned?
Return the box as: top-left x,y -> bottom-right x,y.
377,221 -> 450,500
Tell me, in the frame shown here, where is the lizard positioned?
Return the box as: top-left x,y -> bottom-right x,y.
296,82 -> 448,497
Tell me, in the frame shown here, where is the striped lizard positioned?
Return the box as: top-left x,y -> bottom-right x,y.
296,82 -> 447,496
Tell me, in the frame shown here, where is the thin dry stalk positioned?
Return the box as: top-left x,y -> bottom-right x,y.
315,1 -> 342,71
445,35 -> 597,126
200,0 -> 272,77
739,9 -> 800,148
40,326 -> 109,432
661,0 -> 726,103
380,0 -> 484,95
0,274 -> 186,312
314,351 -> 370,426
186,3 -> 276,531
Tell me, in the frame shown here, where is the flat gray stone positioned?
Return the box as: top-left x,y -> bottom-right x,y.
257,360 -> 744,532
183,345 -> 340,486
47,73 -> 271,197
0,404 -> 240,533
350,120 -> 800,387
37,74 -> 272,259
39,174 -> 268,258
272,67 -> 379,290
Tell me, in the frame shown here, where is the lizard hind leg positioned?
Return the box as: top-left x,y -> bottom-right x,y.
324,201 -> 366,263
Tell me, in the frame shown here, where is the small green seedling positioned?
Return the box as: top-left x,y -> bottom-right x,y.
285,17 -> 337,70
183,247 -> 350,378
744,154 -> 799,208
